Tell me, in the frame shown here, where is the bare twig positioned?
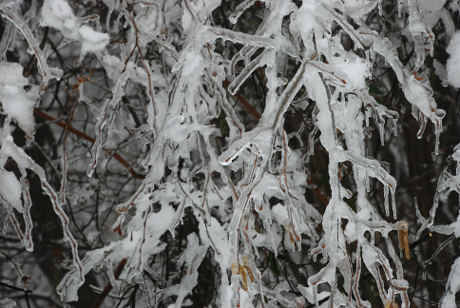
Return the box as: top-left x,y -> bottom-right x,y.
34,108 -> 145,179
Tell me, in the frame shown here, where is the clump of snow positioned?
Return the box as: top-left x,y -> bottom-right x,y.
440,257 -> 460,307
290,1 -> 317,43
146,203 -> 176,233
0,169 -> 23,213
78,25 -> 110,55
271,203 -> 289,226
446,32 -> 460,88
40,0 -> 109,58
39,0 -> 78,38
0,62 -> 38,137
331,56 -> 370,90
180,49 -> 203,80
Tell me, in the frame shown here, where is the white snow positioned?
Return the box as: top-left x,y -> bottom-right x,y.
0,62 -> 38,137
446,31 -> 460,88
0,169 -> 23,213
331,57 -> 370,90
78,26 -> 110,55
40,0 -> 109,57
3,0 -> 458,306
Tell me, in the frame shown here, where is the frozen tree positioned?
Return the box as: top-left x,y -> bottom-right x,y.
1,0 -> 460,307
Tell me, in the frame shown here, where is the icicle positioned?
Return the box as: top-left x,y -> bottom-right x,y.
384,185 -> 390,217
21,179 -> 33,252
371,34 -> 445,153
391,187 -> 397,220
378,121 -> 385,146
260,204 -> 278,254
365,106 -> 371,128
416,111 -> 427,139
434,117 -> 443,155
306,126 -> 318,162
344,151 -> 396,192
377,0 -> 383,16
392,117 -> 398,136
398,0 -> 404,18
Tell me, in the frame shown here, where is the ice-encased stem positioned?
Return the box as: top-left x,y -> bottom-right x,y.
0,8 -> 61,85
87,72 -> 129,177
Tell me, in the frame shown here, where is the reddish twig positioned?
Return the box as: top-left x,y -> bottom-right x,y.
223,79 -> 261,120
34,108 -> 145,179
91,258 -> 127,308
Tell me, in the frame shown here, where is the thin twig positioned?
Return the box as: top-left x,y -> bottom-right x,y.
91,258 -> 128,308
223,79 -> 261,120
34,108 -> 145,179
